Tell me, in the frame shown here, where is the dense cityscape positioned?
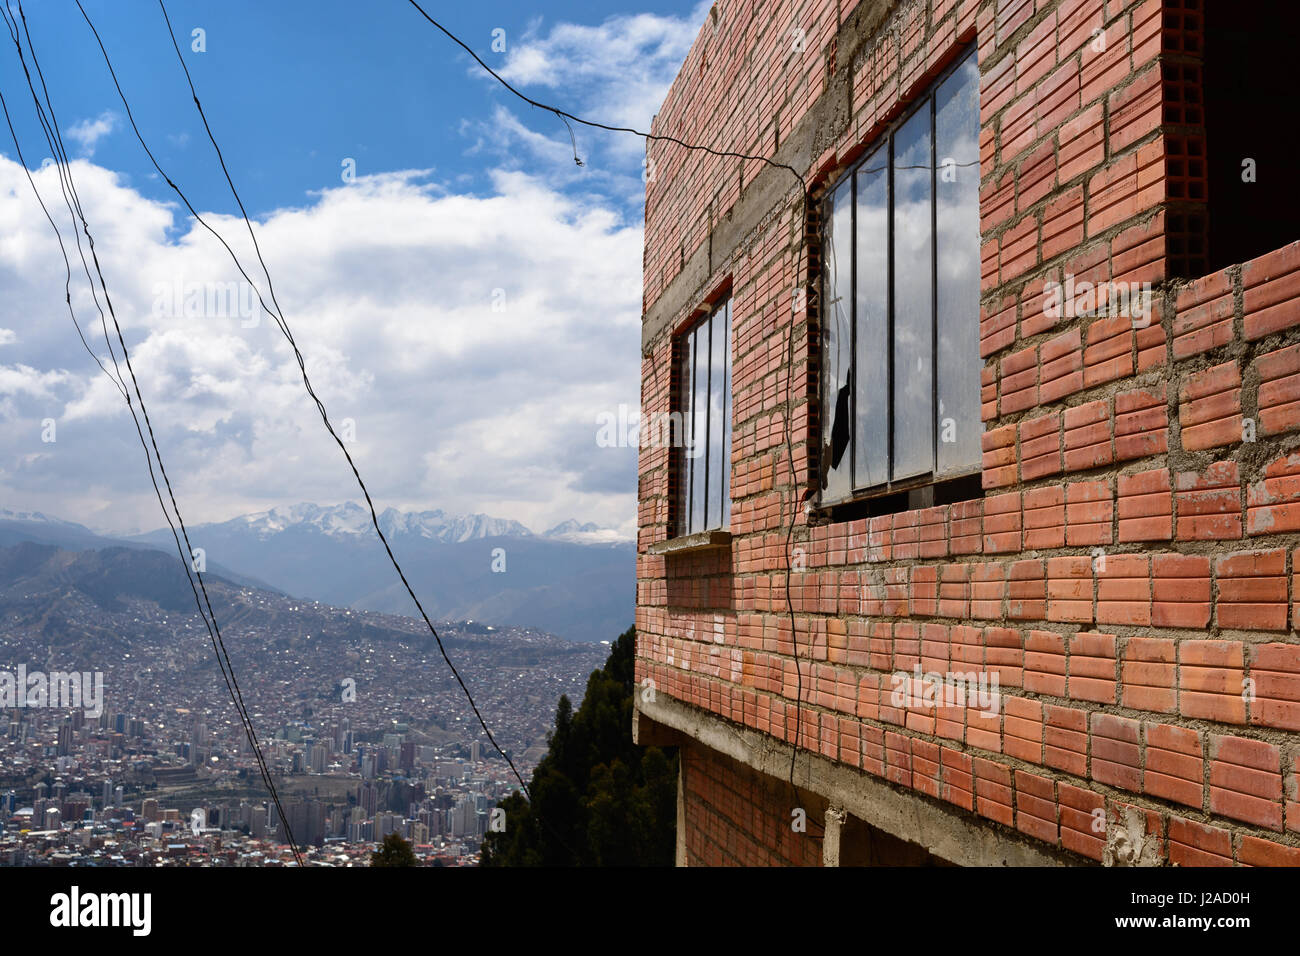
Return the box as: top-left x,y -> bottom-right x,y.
0,549 -> 609,866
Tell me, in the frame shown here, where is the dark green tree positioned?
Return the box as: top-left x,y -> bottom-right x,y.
370,831 -> 418,867
481,627 -> 677,866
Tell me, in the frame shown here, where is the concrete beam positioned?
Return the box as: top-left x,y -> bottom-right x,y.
634,693 -> 1083,867
640,0 -> 900,353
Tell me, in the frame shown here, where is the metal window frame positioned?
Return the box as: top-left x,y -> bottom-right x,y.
819,45 -> 980,510
678,297 -> 733,536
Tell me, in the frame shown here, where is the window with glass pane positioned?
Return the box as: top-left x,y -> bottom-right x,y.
819,47 -> 980,503
680,299 -> 733,534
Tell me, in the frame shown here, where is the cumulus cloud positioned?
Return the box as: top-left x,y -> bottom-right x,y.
0,153 -> 642,537
64,111 -> 119,157
470,3 -> 709,177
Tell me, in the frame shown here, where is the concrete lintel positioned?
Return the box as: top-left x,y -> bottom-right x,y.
646,529 -> 732,555
634,693 -> 1080,867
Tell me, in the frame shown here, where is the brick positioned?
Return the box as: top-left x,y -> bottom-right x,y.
1000,345 -> 1039,414
1249,643 -> 1300,732
1151,553 -> 1210,629
1025,630 -> 1066,697
1058,784 -> 1104,860
1117,468 -> 1171,542
1180,639 -> 1247,725
1046,556 -> 1092,623
1209,734 -> 1283,831
1122,636 -> 1175,713
1063,400 -> 1112,472
1175,460 -> 1242,541
1113,385 -> 1167,462
1096,554 -> 1149,627
1238,836 -> 1300,867
1142,723 -> 1203,809
1004,695 -> 1043,763
984,626 -> 1024,688
1014,770 -> 1058,844
1247,454 -> 1300,536
1044,703 -> 1088,776
1173,267 -> 1234,360
1022,485 -> 1065,549
1065,479 -> 1112,546
1039,328 -> 1083,402
1108,64 -> 1160,154
1179,361 -> 1242,452
1083,315 -> 1133,388
1019,413 -> 1062,481
1057,103 -> 1103,184
941,747 -> 974,811
1243,241 -> 1300,340
1255,344 -> 1300,437
972,757 -> 1013,827
1090,713 -> 1140,792
1041,186 -> 1085,262
1215,549 -> 1288,631
1068,631 -> 1116,703
1168,817 -> 1232,867
983,492 -> 1022,553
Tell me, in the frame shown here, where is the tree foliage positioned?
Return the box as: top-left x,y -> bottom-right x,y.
480,627 -> 677,866
371,831 -> 418,866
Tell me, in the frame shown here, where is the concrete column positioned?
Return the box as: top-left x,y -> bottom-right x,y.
822,805 -> 847,867
675,753 -> 688,867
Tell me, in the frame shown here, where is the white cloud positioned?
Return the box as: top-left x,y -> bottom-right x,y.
0,329 -> 15,346
0,153 -> 642,538
474,4 -> 709,172
64,111 -> 120,157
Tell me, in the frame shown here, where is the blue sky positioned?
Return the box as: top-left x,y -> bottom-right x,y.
0,0 -> 707,536
6,0 -> 689,216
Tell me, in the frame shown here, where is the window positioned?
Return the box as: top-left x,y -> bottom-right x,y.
820,47 -> 981,506
1194,1 -> 1300,274
679,298 -> 732,534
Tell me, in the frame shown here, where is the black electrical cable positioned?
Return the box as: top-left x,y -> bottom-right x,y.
405,0 -> 806,183
6,0 -> 300,865
70,0 -> 532,799
0,92 -> 126,402
405,2 -> 836,830
4,0 -> 302,864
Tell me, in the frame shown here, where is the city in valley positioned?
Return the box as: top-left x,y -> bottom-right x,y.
0,542 -> 607,866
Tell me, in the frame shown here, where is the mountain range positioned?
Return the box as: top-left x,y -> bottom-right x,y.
1,504 -> 635,644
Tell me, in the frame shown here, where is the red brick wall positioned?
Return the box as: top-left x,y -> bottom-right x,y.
638,0 -> 1300,866
682,743 -> 826,866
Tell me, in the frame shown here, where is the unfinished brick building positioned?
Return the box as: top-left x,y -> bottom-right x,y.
634,0 -> 1300,865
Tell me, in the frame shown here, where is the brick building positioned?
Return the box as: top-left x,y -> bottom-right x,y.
634,0 -> 1300,865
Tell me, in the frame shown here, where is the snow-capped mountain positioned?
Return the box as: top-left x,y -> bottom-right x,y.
206,502 -> 631,545
0,504 -> 635,643
0,508 -> 90,530
542,519 -> 629,544
377,508 -> 535,543
227,502 -> 537,543
123,502 -> 634,643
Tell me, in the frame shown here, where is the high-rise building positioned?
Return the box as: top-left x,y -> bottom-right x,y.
189,720 -> 207,766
